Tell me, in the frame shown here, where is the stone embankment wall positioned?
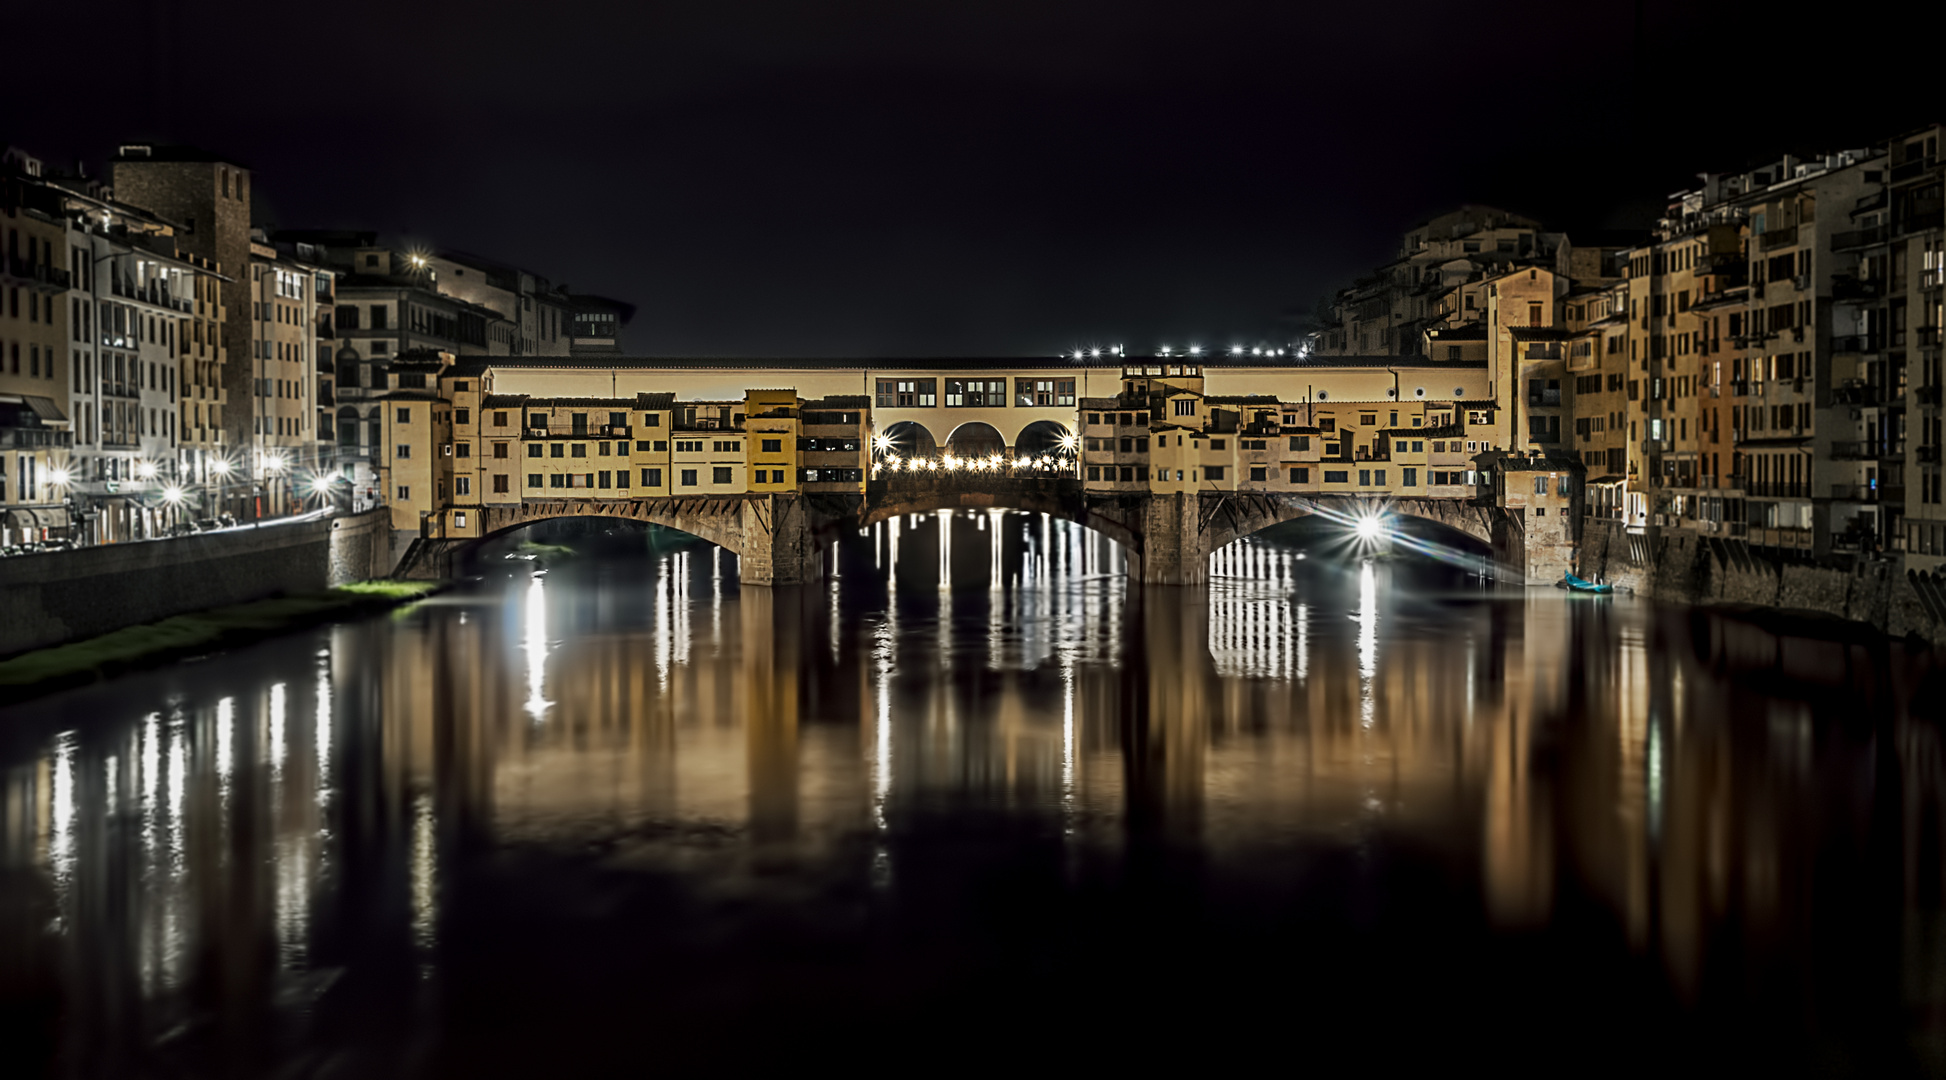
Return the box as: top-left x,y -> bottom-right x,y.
0,509 -> 391,658
1577,519 -> 1945,643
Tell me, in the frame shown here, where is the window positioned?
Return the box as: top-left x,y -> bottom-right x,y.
396,407 -> 410,422
636,468 -> 659,487
642,413 -> 661,427
1289,436 -> 1309,451
1205,466 -> 1225,481
1402,468 -> 1417,486
550,444 -> 565,458
1359,469 -> 1371,486
493,475 -> 509,493
1290,467 -> 1309,483
616,470 -> 630,489
598,471 -> 611,489
455,409 -> 470,424
397,485 -> 410,500
1373,470 -> 1386,485
527,444 -> 542,458
1088,466 -> 1101,481
1360,413 -> 1376,426
1534,477 -> 1547,495
1324,470 -> 1349,483
598,442 -> 611,457
1173,398 -> 1196,416
455,477 -> 471,496
1209,439 -> 1225,451
396,444 -> 411,458
1249,466 -> 1267,482
713,440 -> 740,452
762,438 -> 782,453
637,440 -> 655,451
494,443 -> 508,459
549,474 -> 565,488
944,378 -> 1006,407
456,443 -> 470,458
712,467 -> 733,484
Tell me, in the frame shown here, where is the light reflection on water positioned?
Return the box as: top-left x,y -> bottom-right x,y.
1,509 -> 1944,1073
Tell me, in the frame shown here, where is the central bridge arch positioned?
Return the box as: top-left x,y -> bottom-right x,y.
843,476 -> 1143,552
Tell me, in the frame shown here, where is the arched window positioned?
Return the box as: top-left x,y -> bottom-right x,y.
336,348 -> 362,389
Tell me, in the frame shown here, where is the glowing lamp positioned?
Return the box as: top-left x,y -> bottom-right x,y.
162,485 -> 185,504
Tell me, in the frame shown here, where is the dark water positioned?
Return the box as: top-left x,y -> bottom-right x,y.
4,511 -> 1946,1076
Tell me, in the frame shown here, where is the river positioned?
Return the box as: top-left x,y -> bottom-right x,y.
2,510 -> 1944,1075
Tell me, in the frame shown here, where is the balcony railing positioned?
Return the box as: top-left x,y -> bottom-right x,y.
1830,440 -> 1906,460
1759,225 -> 1799,250
525,424 -> 635,438
1831,335 -> 1884,354
1919,327 -> 1941,347
1,255 -> 72,290
1832,225 -> 1888,250
1920,446 -> 1942,464
1833,381 -> 1883,406
1829,484 -> 1881,502
1918,385 -> 1943,406
1898,209 -> 1945,236
1832,275 -> 1882,301
0,427 -> 72,449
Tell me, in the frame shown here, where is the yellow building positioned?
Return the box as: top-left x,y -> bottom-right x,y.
0,162 -> 73,544
380,367 -> 870,541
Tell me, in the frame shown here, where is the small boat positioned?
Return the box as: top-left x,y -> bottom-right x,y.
1561,573 -> 1613,594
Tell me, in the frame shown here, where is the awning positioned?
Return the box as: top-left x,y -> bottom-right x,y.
21,396 -> 68,423
4,506 -> 70,532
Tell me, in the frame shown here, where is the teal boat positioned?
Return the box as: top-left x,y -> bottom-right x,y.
1561,573 -> 1613,594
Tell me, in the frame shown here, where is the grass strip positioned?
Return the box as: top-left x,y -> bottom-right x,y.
0,580 -> 444,699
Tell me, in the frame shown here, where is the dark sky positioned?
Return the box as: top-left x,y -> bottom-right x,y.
9,0 -> 1937,356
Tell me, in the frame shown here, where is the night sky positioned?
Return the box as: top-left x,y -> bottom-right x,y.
9,0 -> 1936,356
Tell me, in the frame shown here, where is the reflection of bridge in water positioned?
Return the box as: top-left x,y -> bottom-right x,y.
399,475 -> 1526,586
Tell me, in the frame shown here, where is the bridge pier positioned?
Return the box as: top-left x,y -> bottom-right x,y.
1128,492 -> 1211,586
734,495 -> 822,587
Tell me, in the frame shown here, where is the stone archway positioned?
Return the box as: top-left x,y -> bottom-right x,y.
879,420 -> 937,457
1014,419 -> 1073,457
946,421 -> 1005,458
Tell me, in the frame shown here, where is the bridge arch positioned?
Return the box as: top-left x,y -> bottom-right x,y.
1014,419 -> 1072,457
945,421 -> 1005,458
397,494 -> 823,585
849,476 -> 1143,553
879,420 -> 937,457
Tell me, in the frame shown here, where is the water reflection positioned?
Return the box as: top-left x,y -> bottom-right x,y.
1,510 -> 1943,1072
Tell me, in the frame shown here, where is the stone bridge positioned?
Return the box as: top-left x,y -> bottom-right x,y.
396,477 -> 1541,585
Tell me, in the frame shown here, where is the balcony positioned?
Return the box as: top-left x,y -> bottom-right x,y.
1832,382 -> 1883,407
1831,335 -> 1884,355
527,424 -> 635,438
1759,225 -> 1799,250
1919,327 -> 1941,348
1527,389 -> 1561,406
1830,484 -> 1881,502
1920,445 -> 1943,465
1898,209 -> 1945,236
1831,275 -> 1882,301
0,426 -> 72,449
1832,225 -> 1887,250
1,255 -> 72,291
1918,385 -> 1943,406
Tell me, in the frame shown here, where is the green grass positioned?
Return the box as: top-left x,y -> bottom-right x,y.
516,540 -> 577,559
0,580 -> 445,697
332,579 -> 442,600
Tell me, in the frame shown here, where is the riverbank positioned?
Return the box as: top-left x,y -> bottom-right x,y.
0,580 -> 445,701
